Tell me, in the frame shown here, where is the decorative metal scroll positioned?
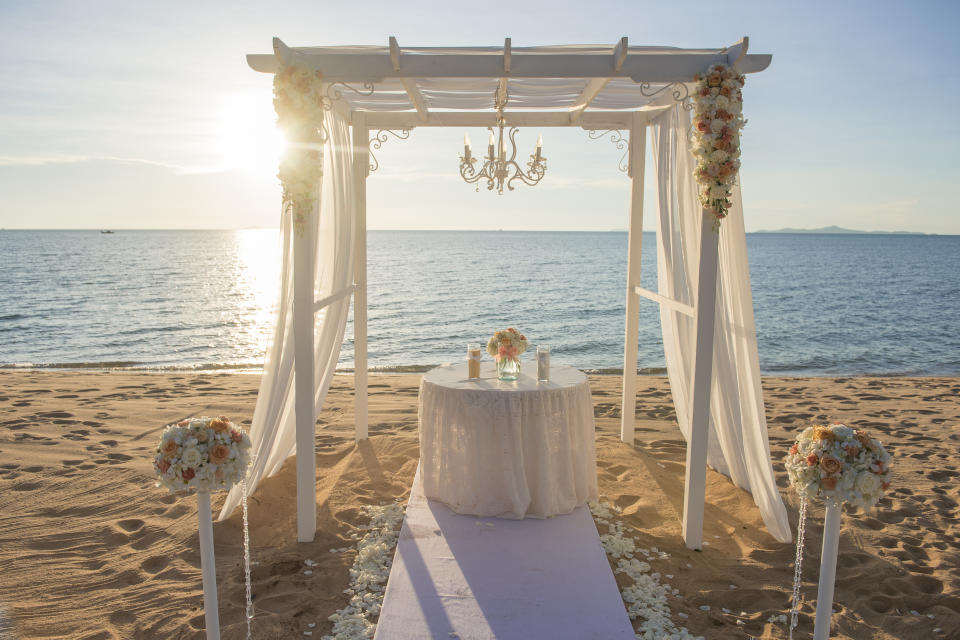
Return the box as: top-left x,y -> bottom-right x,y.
638,81 -> 694,111
368,129 -> 411,173
325,81 -> 376,103
587,130 -> 629,174
311,82 -> 378,143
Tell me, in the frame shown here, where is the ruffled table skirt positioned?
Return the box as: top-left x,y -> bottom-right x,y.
419,362 -> 598,519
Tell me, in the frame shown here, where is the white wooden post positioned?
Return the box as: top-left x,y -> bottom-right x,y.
681,209 -> 720,550
620,112 -> 646,445
352,113 -> 369,441
293,198 -> 317,542
813,502 -> 842,640
196,492 -> 221,640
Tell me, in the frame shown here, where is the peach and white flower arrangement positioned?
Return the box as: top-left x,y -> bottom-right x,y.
690,63 -> 746,226
153,416 -> 252,493
273,65 -> 326,235
485,328 -> 528,361
784,423 -> 892,510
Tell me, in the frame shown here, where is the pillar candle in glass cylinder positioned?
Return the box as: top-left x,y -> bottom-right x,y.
537,345 -> 550,382
467,343 -> 482,379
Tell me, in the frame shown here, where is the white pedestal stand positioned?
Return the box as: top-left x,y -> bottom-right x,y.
813,501 -> 842,640
197,491 -> 221,640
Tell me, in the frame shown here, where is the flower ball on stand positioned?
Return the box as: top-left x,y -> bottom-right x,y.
784,423 -> 892,640
154,416 -> 252,640
785,424 -> 892,510
154,416 -> 251,493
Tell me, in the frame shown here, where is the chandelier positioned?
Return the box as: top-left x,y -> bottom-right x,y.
458,86 -> 547,194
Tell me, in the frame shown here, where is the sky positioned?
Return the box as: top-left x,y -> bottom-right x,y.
0,0 -> 957,233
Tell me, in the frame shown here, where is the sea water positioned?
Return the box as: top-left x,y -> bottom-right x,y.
1,229 -> 958,376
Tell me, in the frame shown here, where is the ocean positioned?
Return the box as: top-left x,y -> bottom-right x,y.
1,229 -> 958,376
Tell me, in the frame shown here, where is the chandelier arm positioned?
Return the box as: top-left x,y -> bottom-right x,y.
460,165 -> 486,183
506,127 -> 520,165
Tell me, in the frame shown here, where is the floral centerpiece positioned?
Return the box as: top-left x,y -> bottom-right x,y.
690,62 -> 746,227
784,423 -> 892,510
486,328 -> 528,381
154,415 -> 252,493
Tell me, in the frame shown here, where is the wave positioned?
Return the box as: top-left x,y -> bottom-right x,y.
0,361 -> 265,372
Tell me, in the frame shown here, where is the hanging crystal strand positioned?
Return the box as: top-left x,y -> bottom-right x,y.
789,498 -> 808,640
241,478 -> 253,640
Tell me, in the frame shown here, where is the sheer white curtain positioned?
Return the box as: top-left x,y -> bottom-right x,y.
220,108 -> 356,520
651,103 -> 791,543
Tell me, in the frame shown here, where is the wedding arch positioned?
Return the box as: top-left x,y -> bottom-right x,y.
219,36 -> 793,549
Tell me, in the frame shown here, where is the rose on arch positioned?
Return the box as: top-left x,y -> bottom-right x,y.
273,65 -> 327,235
690,62 -> 746,226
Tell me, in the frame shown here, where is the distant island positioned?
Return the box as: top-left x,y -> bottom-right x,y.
754,225 -> 928,235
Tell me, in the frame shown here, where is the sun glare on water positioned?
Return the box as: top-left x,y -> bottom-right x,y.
216,93 -> 286,175
234,228 -> 283,355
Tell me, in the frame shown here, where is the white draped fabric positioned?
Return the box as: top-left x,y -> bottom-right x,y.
220,108 -> 356,520
419,362 -> 598,519
650,104 -> 791,543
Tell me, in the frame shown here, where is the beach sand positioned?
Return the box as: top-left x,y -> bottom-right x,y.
0,371 -> 957,639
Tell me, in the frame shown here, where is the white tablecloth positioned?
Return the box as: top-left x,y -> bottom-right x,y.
418,361 -> 598,519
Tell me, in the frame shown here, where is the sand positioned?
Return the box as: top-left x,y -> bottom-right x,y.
0,370 -> 957,639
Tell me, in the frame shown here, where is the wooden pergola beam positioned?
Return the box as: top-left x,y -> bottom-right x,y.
363,110 -> 637,129
252,37 -> 772,82
613,36 -> 628,72
389,36 -> 429,122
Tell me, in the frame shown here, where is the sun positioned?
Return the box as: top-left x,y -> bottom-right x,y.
215,92 -> 287,175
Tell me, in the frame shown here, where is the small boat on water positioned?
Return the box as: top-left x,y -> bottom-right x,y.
100,230 -> 114,234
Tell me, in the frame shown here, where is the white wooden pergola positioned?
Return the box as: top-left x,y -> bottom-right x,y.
246,36 -> 771,550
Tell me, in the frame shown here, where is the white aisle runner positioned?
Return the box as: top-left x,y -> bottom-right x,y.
374,467 -> 635,640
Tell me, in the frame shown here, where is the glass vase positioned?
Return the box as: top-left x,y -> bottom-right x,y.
496,356 -> 521,381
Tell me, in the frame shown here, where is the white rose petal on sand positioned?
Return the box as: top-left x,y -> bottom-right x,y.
589,500 -> 704,640
322,502 -> 405,640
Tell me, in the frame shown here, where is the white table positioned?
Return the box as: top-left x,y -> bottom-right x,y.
418,361 -> 598,519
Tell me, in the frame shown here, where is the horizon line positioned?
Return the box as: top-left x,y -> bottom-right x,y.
0,227 -> 952,235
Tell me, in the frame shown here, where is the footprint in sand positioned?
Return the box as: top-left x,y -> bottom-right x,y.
109,610 -> 136,626
38,411 -> 74,419
106,453 -> 132,463
116,518 -> 145,533
140,555 -> 170,574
